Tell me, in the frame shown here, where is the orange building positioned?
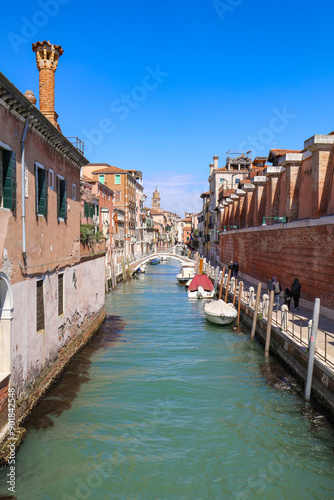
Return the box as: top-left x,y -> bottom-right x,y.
82,164 -> 141,257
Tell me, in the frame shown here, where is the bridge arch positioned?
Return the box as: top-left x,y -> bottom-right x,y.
132,252 -> 195,272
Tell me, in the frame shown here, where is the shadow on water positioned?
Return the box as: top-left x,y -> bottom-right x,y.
260,361 -> 302,394
25,315 -> 126,432
260,360 -> 333,432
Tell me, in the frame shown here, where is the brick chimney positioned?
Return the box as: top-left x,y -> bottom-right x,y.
32,41 -> 63,129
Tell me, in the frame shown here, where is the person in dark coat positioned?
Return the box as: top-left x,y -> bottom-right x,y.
233,261 -> 239,278
267,278 -> 272,294
271,277 -> 281,310
291,278 -> 301,310
284,288 -> 292,311
228,260 -> 234,276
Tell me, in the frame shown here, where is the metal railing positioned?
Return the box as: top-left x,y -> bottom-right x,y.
198,255 -> 334,369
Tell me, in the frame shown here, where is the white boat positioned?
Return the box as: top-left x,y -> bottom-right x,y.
204,299 -> 237,325
138,264 -> 147,273
177,263 -> 196,284
187,275 -> 215,299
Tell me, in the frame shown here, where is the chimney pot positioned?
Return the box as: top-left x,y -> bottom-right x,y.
24,90 -> 37,105
213,155 -> 219,170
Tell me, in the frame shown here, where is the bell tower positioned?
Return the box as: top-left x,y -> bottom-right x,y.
151,187 -> 161,211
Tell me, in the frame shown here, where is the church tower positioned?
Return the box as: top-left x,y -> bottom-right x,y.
151,187 -> 161,211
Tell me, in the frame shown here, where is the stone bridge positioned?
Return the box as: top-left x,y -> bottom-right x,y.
131,251 -> 195,273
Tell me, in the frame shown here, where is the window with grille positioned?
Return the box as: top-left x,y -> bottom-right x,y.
115,191 -> 121,202
0,148 -> 16,210
58,273 -> 64,316
36,279 -> 45,332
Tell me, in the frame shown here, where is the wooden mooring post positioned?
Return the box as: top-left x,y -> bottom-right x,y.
225,269 -> 231,303
250,283 -> 262,341
237,281 -> 243,325
265,290 -> 274,356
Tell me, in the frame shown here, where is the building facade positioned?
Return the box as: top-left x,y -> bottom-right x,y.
0,43 -> 106,435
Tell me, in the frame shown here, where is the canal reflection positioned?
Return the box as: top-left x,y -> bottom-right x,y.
25,315 -> 126,432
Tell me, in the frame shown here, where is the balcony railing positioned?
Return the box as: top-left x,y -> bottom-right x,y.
67,137 -> 85,154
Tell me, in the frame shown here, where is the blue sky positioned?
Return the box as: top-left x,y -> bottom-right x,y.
1,0 -> 334,216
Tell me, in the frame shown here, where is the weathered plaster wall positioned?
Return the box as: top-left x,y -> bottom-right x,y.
11,256 -> 105,400
0,104 -> 81,286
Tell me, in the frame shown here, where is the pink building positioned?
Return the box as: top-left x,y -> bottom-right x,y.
0,43 -> 106,438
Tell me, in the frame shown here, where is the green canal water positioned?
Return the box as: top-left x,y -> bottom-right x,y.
1,259 -> 334,499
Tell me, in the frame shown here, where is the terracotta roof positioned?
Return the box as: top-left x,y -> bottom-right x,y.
82,175 -> 92,182
269,149 -> 301,157
216,167 -> 227,171
200,191 -> 210,198
92,167 -> 128,174
150,209 -> 163,215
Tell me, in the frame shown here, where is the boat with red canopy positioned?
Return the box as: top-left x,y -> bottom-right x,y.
187,275 -> 215,299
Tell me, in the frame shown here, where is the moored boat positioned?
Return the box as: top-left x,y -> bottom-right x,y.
204,299 -> 237,325
138,264 -> 147,273
187,275 -> 215,299
149,258 -> 160,265
176,263 -> 196,284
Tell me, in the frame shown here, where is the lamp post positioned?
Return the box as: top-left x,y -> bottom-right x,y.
223,225 -> 238,232
262,216 -> 286,226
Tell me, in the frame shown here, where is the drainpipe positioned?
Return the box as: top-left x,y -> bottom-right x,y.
21,113 -> 31,266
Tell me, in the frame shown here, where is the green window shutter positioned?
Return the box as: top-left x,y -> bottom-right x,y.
96,204 -> 99,216
99,175 -> 105,184
115,174 -> 121,185
3,151 -> 16,210
57,176 -> 60,218
35,164 -> 39,215
84,201 -> 89,217
89,203 -> 94,218
38,168 -> 47,215
45,170 -> 48,216
59,180 -> 67,219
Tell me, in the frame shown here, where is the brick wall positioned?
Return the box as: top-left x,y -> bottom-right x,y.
220,224 -> 334,308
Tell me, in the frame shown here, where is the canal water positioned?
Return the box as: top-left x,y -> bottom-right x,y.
1,259 -> 334,499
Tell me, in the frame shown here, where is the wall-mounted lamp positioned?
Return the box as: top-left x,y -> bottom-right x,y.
223,225 -> 238,232
262,216 -> 286,226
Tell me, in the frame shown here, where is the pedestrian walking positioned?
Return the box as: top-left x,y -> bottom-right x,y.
233,261 -> 239,278
228,260 -> 234,276
284,287 -> 292,311
291,278 -> 301,310
267,278 -> 272,294
271,277 -> 281,310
